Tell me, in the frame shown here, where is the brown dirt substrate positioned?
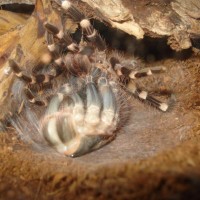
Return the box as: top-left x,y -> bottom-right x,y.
0,53 -> 200,199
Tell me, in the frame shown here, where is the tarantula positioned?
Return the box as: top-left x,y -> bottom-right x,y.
8,0 -> 170,157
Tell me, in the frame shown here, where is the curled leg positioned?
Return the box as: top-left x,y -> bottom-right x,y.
98,76 -> 118,134
40,74 -> 122,157
41,93 -> 67,153
85,75 -> 101,126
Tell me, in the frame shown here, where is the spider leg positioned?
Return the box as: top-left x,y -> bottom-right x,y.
9,59 -> 62,85
9,58 -> 64,108
43,22 -> 64,39
97,75 -> 119,134
41,92 -> 70,153
127,81 -> 169,112
24,88 -> 48,106
45,30 -> 63,66
109,56 -> 169,111
110,57 -> 166,79
45,24 -> 79,53
44,23 -> 81,76
84,75 -> 101,127
41,84 -> 84,155
9,59 -> 32,83
61,0 -> 106,51
122,66 -> 167,80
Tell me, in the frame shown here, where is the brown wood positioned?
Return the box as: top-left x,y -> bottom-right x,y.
82,0 -> 200,50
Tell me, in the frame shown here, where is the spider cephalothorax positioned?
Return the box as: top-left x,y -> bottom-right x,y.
8,0 -> 171,157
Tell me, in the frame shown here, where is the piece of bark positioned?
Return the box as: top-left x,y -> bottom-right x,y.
1,0 -> 199,50
0,0 -> 61,121
0,10 -> 29,35
0,0 -> 35,5
83,0 -> 145,39
81,0 -> 200,50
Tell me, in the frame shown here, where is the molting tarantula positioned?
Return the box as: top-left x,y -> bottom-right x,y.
8,0 -> 171,157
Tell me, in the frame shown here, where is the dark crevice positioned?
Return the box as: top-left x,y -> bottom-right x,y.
1,4 -> 35,14
91,19 -> 193,62
1,3 -> 194,62
191,36 -> 200,50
